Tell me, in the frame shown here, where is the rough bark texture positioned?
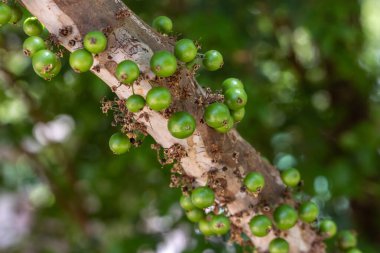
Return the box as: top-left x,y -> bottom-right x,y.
20,0 -> 325,252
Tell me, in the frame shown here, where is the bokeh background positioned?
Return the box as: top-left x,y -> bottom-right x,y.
0,0 -> 379,252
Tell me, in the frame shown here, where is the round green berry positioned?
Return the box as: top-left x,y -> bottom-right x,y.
69,49 -> 93,73
299,201 -> 319,223
115,60 -> 140,84
179,195 -> 195,211
337,230 -> 357,250
249,215 -> 272,237
32,49 -> 60,79
9,5 -> 22,24
274,204 -> 298,230
222,78 -> 244,92
186,208 -> 204,223
23,36 -> 46,57
23,17 -> 44,36
347,248 -> 362,253
150,50 -> 177,77
37,57 -> 61,80
0,3 -> 11,25
109,133 -> 131,154
168,111 -> 196,139
125,94 -> 145,113
191,186 -> 215,209
231,107 -> 245,122
83,31 -> 107,54
174,39 -> 197,63
146,86 -> 172,111
198,219 -> 214,236
210,215 -> 230,235
152,16 -> 173,34
203,50 -> 223,71
204,102 -> 231,128
214,116 -> 234,133
244,172 -> 265,193
281,168 -> 301,187
269,238 -> 289,253
224,88 -> 248,110
319,219 -> 337,238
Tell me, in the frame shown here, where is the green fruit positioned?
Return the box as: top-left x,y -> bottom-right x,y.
281,168 -> 301,187
23,36 -> 46,57
69,49 -> 93,73
198,219 -> 214,236
125,94 -> 145,113
150,50 -> 177,77
174,39 -> 197,63
9,5 -> 22,24
204,102 -> 231,128
269,238 -> 289,253
231,107 -> 245,122
152,16 -> 173,34
337,230 -> 357,250
222,78 -> 244,92
179,195 -> 195,211
83,31 -> 107,54
210,215 -> 230,235
273,204 -> 298,230
191,186 -> 215,209
186,208 -> 204,223
244,172 -> 265,193
249,215 -> 272,237
0,3 -> 11,25
146,86 -> 172,111
32,49 -> 60,79
109,133 -> 131,154
168,111 -> 196,139
299,201 -> 319,223
319,219 -> 337,238
203,50 -> 223,71
23,17 -> 44,36
347,248 -> 362,253
115,60 -> 140,84
224,88 -> 248,110
215,116 -> 234,133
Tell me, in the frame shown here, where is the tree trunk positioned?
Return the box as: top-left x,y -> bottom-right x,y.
20,0 -> 324,252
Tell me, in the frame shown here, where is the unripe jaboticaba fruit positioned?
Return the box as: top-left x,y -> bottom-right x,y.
109,133 -> 131,154
168,111 -> 196,139
69,49 -> 94,73
204,102 -> 231,128
198,219 -> 214,236
32,49 -> 61,80
115,60 -> 140,84
83,31 -> 107,54
174,38 -> 197,63
186,208 -> 204,223
214,116 -> 234,133
347,248 -> 362,253
337,230 -> 357,250
244,172 -> 265,193
210,215 -> 230,235
203,50 -> 223,71
281,168 -> 301,187
319,219 -> 337,238
146,86 -> 172,111
125,94 -> 145,113
191,186 -> 215,209
150,50 -> 177,77
298,201 -> 319,223
152,16 -> 173,34
23,17 -> 44,36
269,238 -> 289,253
0,3 -> 12,25
9,5 -> 22,24
231,107 -> 245,122
222,78 -> 244,92
249,215 -> 272,237
224,88 -> 248,110
179,195 -> 195,211
273,204 -> 298,230
23,36 -> 46,57
37,57 -> 61,80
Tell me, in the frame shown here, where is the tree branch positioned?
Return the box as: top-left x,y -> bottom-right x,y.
20,0 -> 324,252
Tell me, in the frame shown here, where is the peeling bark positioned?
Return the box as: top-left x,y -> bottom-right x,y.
20,0 -> 325,252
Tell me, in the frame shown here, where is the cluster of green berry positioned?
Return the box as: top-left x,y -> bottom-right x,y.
179,186 -> 231,236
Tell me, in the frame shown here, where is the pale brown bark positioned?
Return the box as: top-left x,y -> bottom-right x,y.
20,0 -> 324,252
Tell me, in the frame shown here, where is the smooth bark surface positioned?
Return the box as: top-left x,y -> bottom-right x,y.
20,0 -> 324,252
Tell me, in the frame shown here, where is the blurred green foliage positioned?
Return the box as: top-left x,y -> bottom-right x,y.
0,0 -> 379,252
